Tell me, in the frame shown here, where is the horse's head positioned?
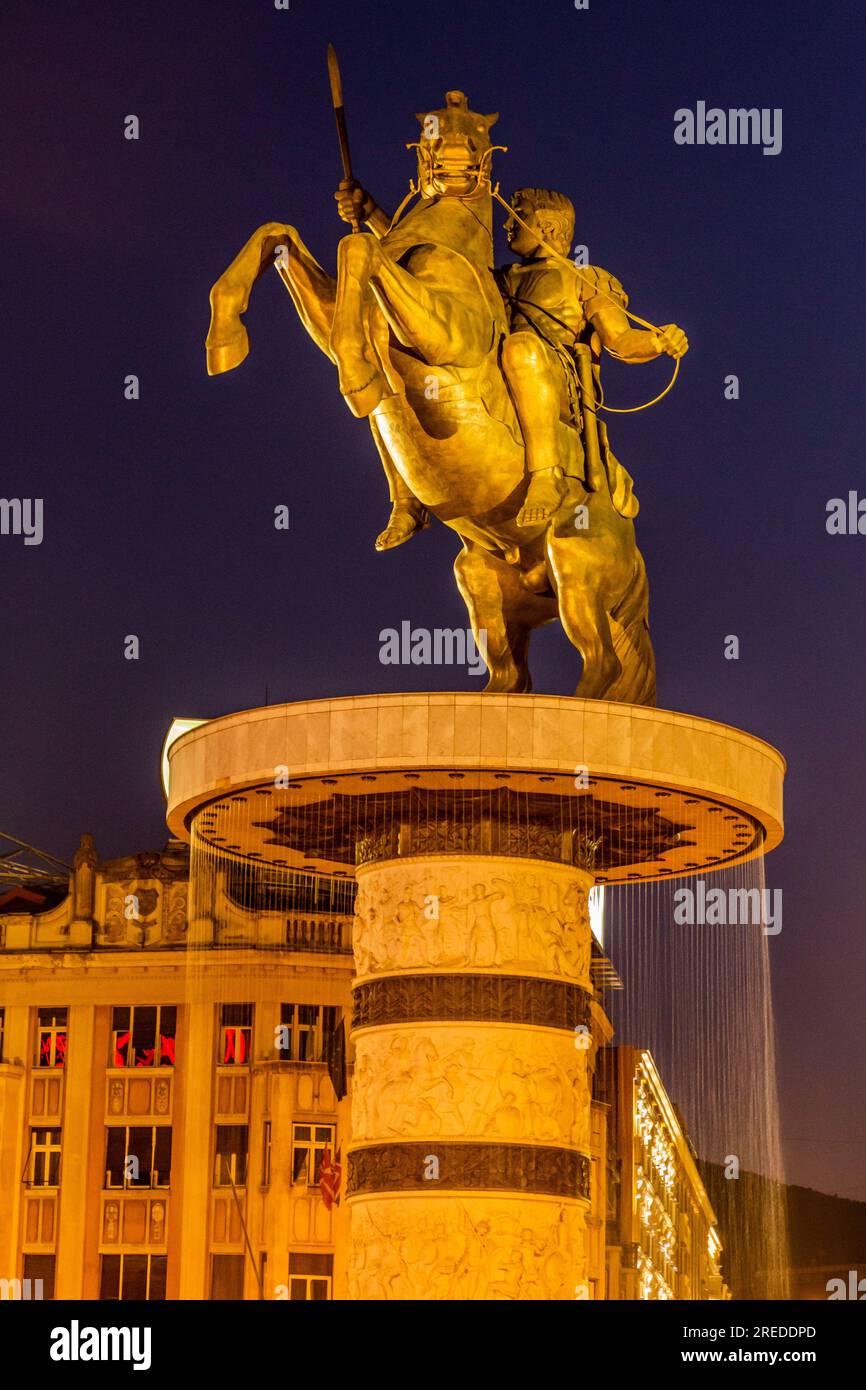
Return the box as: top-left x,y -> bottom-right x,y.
410,91 -> 502,198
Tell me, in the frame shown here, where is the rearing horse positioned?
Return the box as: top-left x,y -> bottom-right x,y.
205,90 -> 656,704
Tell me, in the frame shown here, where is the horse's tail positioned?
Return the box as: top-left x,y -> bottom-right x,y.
606,550 -> 656,706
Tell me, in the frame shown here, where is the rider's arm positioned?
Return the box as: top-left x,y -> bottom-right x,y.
579,267 -> 688,361
590,299 -> 664,362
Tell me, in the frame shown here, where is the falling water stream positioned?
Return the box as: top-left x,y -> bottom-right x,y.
605,854 -> 790,1299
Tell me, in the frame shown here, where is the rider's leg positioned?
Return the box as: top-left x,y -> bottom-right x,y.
370,416 -> 430,552
500,333 -> 568,526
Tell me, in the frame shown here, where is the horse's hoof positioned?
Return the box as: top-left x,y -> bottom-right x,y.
575,661 -> 622,701
339,372 -> 385,418
205,330 -> 249,376
375,504 -> 430,551
485,669 -> 531,693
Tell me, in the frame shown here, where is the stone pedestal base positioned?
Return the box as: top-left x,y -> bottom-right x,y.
347,855 -> 594,1300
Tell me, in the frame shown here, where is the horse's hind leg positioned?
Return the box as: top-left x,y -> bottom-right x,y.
454,542 -> 556,693
546,535 -> 622,699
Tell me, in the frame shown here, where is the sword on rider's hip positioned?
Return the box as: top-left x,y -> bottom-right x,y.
573,343 -> 608,494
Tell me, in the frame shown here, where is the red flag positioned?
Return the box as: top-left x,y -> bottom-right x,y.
319,1146 -> 341,1210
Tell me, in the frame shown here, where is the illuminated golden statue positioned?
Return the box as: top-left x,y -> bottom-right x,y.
206,82 -> 688,704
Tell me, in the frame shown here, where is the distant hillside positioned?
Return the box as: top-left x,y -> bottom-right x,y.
699,1162 -> 866,1299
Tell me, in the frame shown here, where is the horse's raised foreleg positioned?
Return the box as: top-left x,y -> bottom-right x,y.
329,233 -> 495,417
454,542 -> 556,693
329,233 -> 385,415
274,230 -> 336,357
369,246 -> 493,367
207,223 -> 335,375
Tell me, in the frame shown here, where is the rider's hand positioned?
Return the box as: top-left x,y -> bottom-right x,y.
656,324 -> 689,359
334,179 -> 372,229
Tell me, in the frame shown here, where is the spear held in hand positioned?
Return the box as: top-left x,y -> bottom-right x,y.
327,43 -> 360,233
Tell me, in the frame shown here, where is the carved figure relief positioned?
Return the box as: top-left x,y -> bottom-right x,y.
353,860 -> 592,983
164,884 -> 188,942
104,1202 -> 119,1241
101,887 -> 127,945
150,1201 -> 166,1243
348,1197 -> 586,1300
352,1026 -> 590,1149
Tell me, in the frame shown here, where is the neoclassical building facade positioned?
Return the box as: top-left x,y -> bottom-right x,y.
0,833 -> 727,1300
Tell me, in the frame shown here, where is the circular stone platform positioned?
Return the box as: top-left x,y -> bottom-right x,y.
165,694 -> 784,885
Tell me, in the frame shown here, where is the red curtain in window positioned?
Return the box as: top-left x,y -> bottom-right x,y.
222,1028 -> 247,1064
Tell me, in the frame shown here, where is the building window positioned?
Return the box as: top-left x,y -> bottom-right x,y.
211,1254 -> 244,1300
219,1004 -> 252,1065
105,1126 -> 172,1189
110,1006 -> 176,1068
23,1254 -> 55,1300
261,1121 -> 271,1187
288,1252 -> 333,1300
30,1128 -> 61,1187
36,1008 -> 67,1068
278,1004 -> 337,1062
100,1254 -> 166,1301
0,1006 -> 5,1062
291,1124 -> 335,1185
214,1125 -> 248,1187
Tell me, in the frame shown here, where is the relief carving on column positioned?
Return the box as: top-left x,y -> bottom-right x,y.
352,1026 -> 591,1149
353,859 -> 592,984
347,1196 -> 586,1301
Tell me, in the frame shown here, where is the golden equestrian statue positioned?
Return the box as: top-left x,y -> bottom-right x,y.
205,58 -> 688,704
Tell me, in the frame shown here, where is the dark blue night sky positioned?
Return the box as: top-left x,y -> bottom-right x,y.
2,0 -> 864,1199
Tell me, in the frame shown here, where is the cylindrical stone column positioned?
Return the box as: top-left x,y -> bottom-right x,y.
347,853 -> 595,1300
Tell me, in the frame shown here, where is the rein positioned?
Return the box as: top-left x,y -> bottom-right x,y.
377,173 -> 680,415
